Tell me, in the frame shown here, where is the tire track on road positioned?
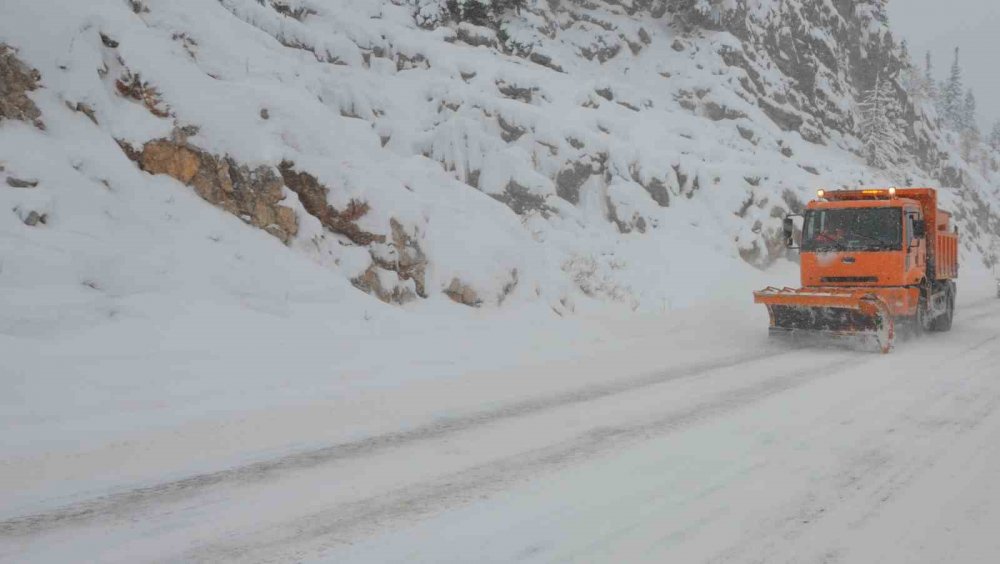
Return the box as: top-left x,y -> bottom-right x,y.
0,348 -> 792,538
6,298 -> 994,545
188,352 -> 869,563
706,327 -> 1000,564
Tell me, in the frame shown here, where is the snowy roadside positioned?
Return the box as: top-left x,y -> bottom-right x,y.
0,288 -> 772,518
2,250 -> 996,516
2,279 -> 998,563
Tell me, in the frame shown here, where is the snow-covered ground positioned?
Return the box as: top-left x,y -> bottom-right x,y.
1,274 -> 999,562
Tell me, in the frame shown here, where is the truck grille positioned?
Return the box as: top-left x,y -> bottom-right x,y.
821,276 -> 878,284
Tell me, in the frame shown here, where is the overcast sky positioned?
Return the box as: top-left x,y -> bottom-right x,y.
889,0 -> 1000,130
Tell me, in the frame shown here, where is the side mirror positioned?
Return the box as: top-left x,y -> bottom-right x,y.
782,217 -> 794,248
913,221 -> 926,239
783,215 -> 802,249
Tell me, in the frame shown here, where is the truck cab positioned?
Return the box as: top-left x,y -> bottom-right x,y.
799,196 -> 927,289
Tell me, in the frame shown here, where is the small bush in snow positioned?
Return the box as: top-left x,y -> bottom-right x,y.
341,199 -> 371,222
115,70 -> 170,118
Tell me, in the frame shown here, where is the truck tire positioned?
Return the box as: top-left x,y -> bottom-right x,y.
909,293 -> 930,337
930,285 -> 954,332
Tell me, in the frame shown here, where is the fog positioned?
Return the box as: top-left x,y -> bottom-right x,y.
890,0 -> 1000,130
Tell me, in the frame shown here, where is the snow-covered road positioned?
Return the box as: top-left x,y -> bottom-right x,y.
2,295 -> 1000,562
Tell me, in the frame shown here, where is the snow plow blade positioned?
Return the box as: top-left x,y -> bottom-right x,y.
753,287 -> 895,353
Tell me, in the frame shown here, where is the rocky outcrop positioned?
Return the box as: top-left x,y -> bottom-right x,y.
359,218 -> 429,304
384,218 -> 427,297
444,278 -> 481,307
352,265 -> 417,305
0,44 -> 44,128
270,1 -> 315,21
14,207 -> 47,227
278,161 -> 383,246
556,160 -> 597,205
134,138 -> 299,243
6,176 -> 38,188
669,1 -> 955,176
492,180 -> 553,216
276,162 -> 431,304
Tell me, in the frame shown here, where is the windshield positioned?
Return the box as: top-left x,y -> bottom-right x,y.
802,207 -> 902,252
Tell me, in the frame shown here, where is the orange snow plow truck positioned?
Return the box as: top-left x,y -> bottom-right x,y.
754,188 -> 958,353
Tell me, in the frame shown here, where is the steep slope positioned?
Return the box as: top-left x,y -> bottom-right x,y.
2,0 -> 997,321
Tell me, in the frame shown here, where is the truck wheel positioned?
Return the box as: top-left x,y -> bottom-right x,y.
913,293 -> 931,336
930,288 -> 954,332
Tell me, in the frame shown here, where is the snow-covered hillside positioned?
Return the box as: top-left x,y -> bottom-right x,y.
3,0 -> 997,321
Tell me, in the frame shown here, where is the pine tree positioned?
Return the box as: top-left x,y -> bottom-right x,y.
859,72 -> 900,169
963,89 -> 979,133
990,121 -> 1000,151
958,90 -> 982,160
924,51 -> 938,102
900,43 -> 928,103
898,40 -> 918,96
941,47 -> 965,130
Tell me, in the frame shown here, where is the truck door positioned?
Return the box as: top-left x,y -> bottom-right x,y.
906,210 -> 924,273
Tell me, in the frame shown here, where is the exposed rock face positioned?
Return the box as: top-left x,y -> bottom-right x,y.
352,265 -> 417,305
0,44 -> 44,128
270,0 -> 315,21
556,160 -> 596,205
670,1 -> 884,129
354,218 -> 430,305
137,139 -> 298,243
385,218 -> 427,298
668,0 -> 952,178
278,161 -> 384,246
21,210 -> 47,226
276,162 -> 430,304
444,278 -> 481,307
492,180 -> 553,216
6,176 -> 38,188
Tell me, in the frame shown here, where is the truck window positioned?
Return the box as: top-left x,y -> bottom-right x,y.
802,207 -> 902,252
906,212 -> 921,246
